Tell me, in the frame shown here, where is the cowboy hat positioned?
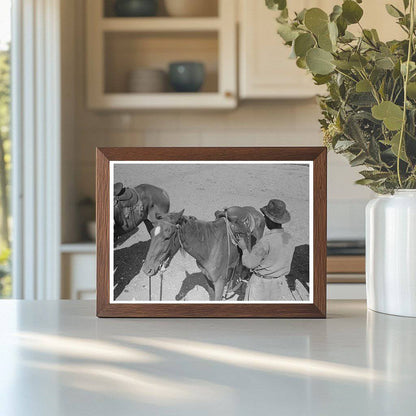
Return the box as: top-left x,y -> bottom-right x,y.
260,199 -> 291,224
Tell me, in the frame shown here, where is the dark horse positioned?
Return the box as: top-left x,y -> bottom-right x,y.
142,209 -> 263,301
113,183 -> 170,245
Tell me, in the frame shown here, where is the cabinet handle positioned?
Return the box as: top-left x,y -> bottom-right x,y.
225,91 -> 234,98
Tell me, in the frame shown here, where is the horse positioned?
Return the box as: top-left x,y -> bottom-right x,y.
142,208 -> 264,301
113,183 -> 170,244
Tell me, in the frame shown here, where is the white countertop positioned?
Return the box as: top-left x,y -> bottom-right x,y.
0,300 -> 415,415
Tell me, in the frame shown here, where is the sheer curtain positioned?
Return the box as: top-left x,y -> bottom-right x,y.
12,0 -> 61,299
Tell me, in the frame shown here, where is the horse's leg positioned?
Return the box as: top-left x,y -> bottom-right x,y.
144,219 -> 153,236
207,278 -> 215,301
197,263 -> 215,300
213,277 -> 226,301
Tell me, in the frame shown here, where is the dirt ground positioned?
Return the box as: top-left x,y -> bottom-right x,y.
113,163 -> 310,302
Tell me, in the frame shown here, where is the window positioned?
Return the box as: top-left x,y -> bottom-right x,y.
0,0 -> 11,298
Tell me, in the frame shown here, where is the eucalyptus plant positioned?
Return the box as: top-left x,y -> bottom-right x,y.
266,0 -> 416,193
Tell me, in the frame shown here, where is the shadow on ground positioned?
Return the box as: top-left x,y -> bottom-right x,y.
114,228 -> 140,249
287,244 -> 309,292
114,240 -> 150,300
175,271 -> 215,301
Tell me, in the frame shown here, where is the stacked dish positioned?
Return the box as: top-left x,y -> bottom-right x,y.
127,68 -> 167,93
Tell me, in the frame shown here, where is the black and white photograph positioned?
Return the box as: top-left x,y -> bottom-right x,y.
111,161 -> 313,303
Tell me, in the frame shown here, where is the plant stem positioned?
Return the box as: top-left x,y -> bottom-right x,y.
358,69 -> 380,104
334,68 -> 357,83
397,0 -> 415,188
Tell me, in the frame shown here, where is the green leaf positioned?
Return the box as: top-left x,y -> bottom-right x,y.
385,4 -> 403,18
334,139 -> 355,152
296,57 -> 307,69
277,23 -> 299,42
333,59 -> 353,70
304,8 -> 329,35
318,31 -> 333,52
356,79 -> 372,92
349,92 -> 377,107
330,5 -> 343,22
294,33 -> 315,57
266,0 -> 287,11
407,82 -> 416,99
369,136 -> 381,162
350,53 -> 368,69
339,31 -> 356,42
350,152 -> 368,167
362,29 -> 375,44
336,15 -> 348,36
375,56 -> 395,70
359,170 -> 391,180
342,0 -> 363,24
355,178 -> 377,185
371,29 -> 380,42
295,8 -> 307,22
403,0 -> 410,9
382,132 -> 409,162
306,48 -> 335,75
313,74 -> 332,85
372,101 -> 404,130
401,61 -> 416,76
328,21 -> 338,45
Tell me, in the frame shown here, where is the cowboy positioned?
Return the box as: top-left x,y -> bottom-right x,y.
237,199 -> 295,301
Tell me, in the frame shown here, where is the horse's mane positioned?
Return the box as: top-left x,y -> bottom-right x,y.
181,215 -> 225,240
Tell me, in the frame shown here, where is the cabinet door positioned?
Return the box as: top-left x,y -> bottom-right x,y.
238,0 -> 403,99
239,0 -> 321,99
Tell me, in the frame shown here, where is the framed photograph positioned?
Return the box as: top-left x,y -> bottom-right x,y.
96,147 -> 327,318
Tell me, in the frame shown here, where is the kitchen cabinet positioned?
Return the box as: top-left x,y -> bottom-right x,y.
238,0 -> 404,99
86,0 -> 237,109
61,244 -> 96,300
239,0 -> 323,99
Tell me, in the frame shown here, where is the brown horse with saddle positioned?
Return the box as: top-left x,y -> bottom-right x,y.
142,206 -> 265,301
113,183 -> 170,244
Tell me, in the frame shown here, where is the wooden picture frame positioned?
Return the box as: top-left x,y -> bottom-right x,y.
97,147 -> 327,318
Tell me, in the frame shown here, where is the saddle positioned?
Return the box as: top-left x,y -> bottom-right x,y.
114,182 -> 139,207
215,206 -> 261,249
114,182 -> 144,232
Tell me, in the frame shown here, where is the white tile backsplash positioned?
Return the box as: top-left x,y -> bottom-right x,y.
72,102 -> 373,240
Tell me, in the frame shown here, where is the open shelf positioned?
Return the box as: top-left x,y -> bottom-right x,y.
103,0 -> 219,18
86,0 -> 236,109
90,92 -> 235,109
101,17 -> 221,32
104,31 -> 219,94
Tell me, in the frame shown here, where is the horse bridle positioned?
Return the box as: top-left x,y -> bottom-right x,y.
154,220 -> 184,272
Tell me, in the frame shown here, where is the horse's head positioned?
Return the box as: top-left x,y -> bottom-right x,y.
142,210 -> 185,276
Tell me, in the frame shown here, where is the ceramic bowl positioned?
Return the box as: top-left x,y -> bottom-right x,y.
168,62 -> 205,93
114,0 -> 158,17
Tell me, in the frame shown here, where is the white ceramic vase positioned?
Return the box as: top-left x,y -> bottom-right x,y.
366,190 -> 416,317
